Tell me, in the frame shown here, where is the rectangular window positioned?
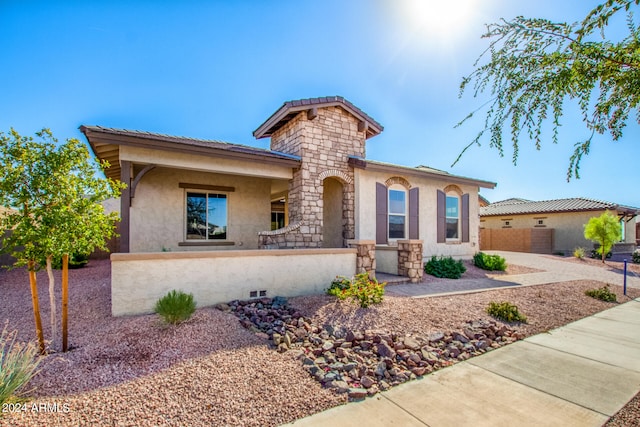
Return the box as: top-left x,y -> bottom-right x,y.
446,196 -> 459,239
271,212 -> 285,230
186,192 -> 227,240
388,189 -> 406,239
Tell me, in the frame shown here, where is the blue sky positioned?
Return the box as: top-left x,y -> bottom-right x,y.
1,0 -> 638,207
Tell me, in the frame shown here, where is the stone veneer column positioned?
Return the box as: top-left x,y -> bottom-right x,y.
347,240 -> 376,277
397,240 -> 423,283
269,107 -> 366,248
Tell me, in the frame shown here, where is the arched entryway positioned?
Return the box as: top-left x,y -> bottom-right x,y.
323,177 -> 344,247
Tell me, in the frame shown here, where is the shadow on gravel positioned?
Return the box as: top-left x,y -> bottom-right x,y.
0,259 -> 269,397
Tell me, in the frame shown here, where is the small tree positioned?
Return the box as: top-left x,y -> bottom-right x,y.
584,211 -> 622,262
0,128 -> 124,352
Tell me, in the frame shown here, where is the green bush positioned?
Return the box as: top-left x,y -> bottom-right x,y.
327,273 -> 385,308
1,323 -> 41,405
49,252 -> 89,270
573,247 -> 586,259
154,290 -> 196,325
585,285 -> 617,302
486,301 -> 527,323
424,256 -> 466,279
590,248 -> 612,259
473,252 -> 507,271
632,249 -> 640,264
327,276 -> 352,299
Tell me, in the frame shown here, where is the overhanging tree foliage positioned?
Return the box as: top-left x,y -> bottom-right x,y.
584,211 -> 622,262
0,128 -> 124,353
455,0 -> 640,179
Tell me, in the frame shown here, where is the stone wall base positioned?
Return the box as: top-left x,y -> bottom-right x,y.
397,240 -> 424,283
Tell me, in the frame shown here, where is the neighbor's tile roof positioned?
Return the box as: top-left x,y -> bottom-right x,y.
480,197 -> 640,216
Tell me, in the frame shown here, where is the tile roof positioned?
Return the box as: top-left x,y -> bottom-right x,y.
354,159 -> 496,189
80,126 -> 301,161
253,96 -> 384,139
480,197 -> 640,216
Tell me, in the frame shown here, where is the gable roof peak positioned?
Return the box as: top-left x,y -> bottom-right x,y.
253,96 -> 383,140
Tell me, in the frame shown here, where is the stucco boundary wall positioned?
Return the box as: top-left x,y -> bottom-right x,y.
110,248 -> 357,316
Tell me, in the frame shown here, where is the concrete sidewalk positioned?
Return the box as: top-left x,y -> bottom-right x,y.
286,298 -> 640,426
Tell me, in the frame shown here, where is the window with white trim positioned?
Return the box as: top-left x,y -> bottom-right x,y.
388,187 -> 407,239
446,195 -> 460,240
185,192 -> 228,240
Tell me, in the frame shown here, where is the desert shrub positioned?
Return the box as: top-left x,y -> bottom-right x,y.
585,285 -> 617,302
573,247 -> 586,259
1,323 -> 41,405
327,273 -> 385,308
424,256 -> 466,279
49,252 -> 89,270
590,247 -> 612,259
327,276 -> 352,299
154,290 -> 196,325
486,301 -> 527,323
473,252 -> 507,271
632,249 -> 640,264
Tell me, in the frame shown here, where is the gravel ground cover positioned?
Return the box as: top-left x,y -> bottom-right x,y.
1,258 -> 639,426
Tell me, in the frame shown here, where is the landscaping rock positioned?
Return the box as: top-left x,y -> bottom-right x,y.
360,375 -> 376,389
228,297 -> 521,401
348,388 -> 368,400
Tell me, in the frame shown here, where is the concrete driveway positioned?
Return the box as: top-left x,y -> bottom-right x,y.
387,251 -> 640,298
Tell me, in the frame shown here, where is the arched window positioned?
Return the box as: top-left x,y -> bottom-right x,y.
446,193 -> 460,240
388,184 -> 407,239
376,179 -> 419,244
437,186 -> 469,244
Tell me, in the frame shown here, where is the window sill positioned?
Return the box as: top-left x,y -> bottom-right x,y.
179,241 -> 236,247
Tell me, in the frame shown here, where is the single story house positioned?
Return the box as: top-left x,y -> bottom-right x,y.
82,96 -> 496,315
480,197 -> 639,255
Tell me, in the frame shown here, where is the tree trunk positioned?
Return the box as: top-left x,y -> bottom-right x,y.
28,260 -> 46,354
46,255 -> 57,351
62,254 -> 69,352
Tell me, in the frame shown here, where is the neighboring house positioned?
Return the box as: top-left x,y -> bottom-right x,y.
81,96 -> 496,315
480,197 -> 639,255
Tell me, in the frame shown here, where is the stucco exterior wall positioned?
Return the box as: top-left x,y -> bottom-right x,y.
376,246 -> 398,274
110,249 -> 356,316
129,167 -> 272,252
480,210 -> 636,254
355,169 -> 480,259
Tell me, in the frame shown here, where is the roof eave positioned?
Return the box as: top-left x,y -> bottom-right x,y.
359,159 -> 496,189
80,126 -> 302,177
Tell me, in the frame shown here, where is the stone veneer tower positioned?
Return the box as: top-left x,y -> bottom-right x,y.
254,97 -> 383,248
